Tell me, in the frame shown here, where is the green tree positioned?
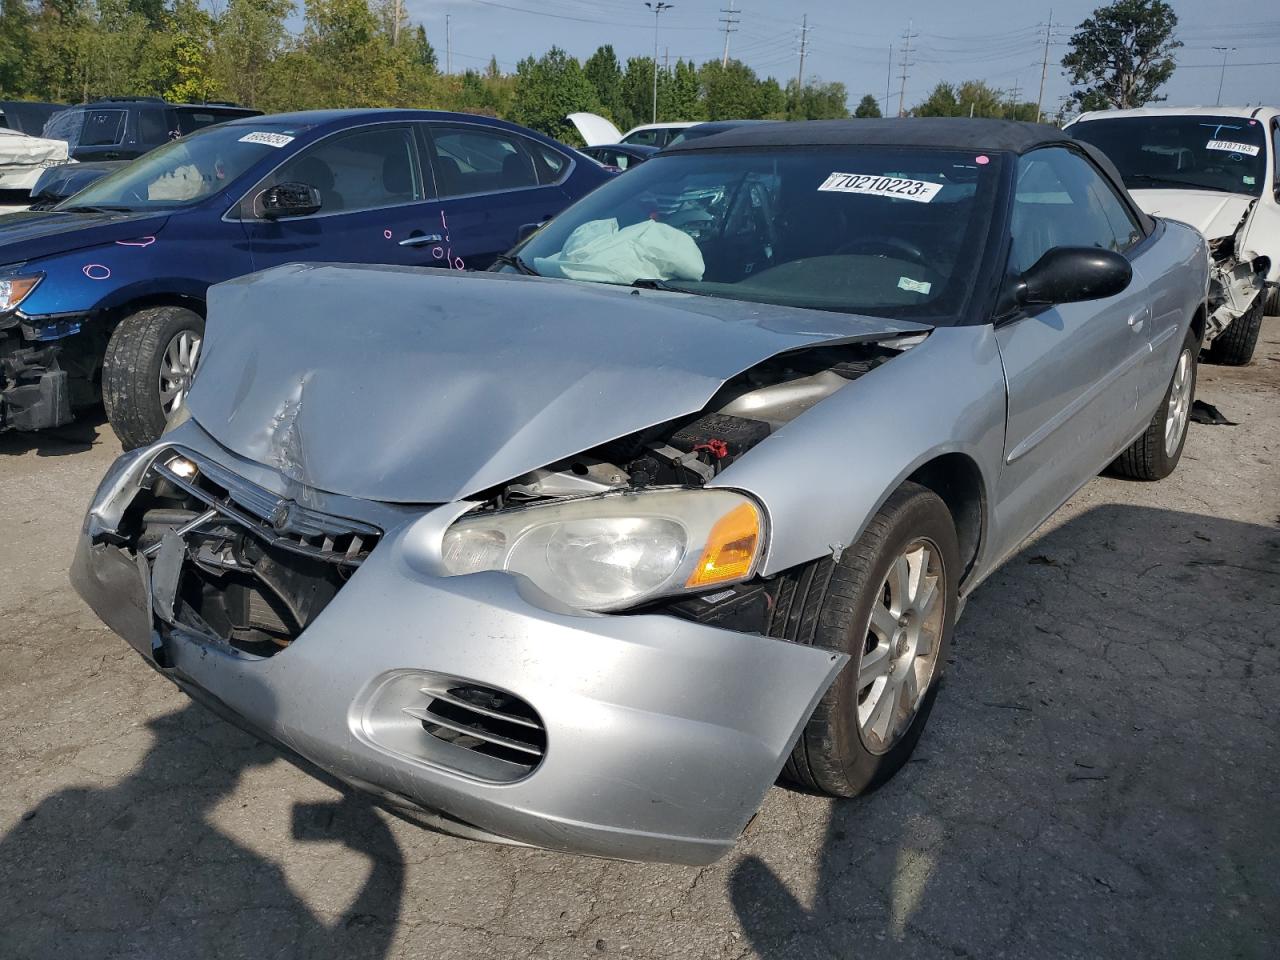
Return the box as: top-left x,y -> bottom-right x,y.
509,46 -> 600,142
619,55 -> 655,129
699,58 -> 773,119
660,58 -> 702,121
854,93 -> 881,118
787,78 -> 849,120
211,0 -> 293,107
0,0 -> 34,95
582,44 -> 623,125
1062,0 -> 1180,109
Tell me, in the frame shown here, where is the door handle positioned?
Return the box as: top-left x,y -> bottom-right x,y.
1126,311 -> 1145,333
399,233 -> 442,247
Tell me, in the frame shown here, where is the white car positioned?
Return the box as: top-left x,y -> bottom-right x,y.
567,112 -> 697,149
1069,105 -> 1278,364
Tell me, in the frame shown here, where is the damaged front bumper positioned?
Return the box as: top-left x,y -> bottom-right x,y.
0,316 -> 84,431
70,441 -> 846,865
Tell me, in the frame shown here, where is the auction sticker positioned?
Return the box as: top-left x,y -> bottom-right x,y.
1206,139 -> 1259,157
239,131 -> 295,148
818,172 -> 943,203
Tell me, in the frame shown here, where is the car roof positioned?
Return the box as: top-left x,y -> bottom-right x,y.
623,122 -> 697,134
217,108 -> 536,131
663,117 -> 1076,155
1075,105 -> 1278,122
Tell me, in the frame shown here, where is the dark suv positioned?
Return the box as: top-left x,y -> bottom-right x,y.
41,98 -> 260,162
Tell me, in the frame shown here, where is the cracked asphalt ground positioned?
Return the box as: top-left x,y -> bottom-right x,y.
1,320 -> 1278,960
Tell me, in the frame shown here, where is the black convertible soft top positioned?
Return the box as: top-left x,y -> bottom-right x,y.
664,117 -> 1155,235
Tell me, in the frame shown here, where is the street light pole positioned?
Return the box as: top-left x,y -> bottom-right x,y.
645,1 -> 673,124
1212,46 -> 1235,106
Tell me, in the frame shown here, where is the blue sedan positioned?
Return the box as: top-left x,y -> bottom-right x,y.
0,109 -> 612,447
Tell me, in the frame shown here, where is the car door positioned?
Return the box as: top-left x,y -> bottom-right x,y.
991,145 -> 1156,551
420,122 -> 573,269
243,123 -> 444,271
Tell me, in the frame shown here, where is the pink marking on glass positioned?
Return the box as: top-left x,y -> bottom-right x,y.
975,155 -> 990,165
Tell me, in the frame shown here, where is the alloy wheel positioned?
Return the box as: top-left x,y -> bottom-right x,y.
856,538 -> 945,754
158,329 -> 202,415
1164,348 -> 1192,457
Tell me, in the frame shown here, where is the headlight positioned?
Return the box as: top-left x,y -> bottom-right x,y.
0,274 -> 42,313
441,489 -> 765,611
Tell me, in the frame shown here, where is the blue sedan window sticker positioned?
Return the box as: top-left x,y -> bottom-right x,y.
1205,139 -> 1259,157
898,276 -> 932,294
238,131 -> 295,148
818,172 -> 943,203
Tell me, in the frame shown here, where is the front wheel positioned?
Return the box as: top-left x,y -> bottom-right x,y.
102,305 -> 205,450
1205,290 -> 1264,366
1110,326 -> 1197,481
778,482 -> 959,797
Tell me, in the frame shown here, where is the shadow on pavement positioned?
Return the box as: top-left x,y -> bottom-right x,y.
731,503 -> 1280,958
0,407 -> 106,457
0,692 -> 405,960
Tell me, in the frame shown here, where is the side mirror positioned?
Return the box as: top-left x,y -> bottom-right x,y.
514,221 -> 544,245
1012,246 -> 1132,308
259,182 -> 322,219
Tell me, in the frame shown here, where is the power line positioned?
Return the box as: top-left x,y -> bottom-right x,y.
897,19 -> 918,117
719,0 -> 740,67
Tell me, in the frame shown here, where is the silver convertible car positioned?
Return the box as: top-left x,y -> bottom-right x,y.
72,120 -> 1208,865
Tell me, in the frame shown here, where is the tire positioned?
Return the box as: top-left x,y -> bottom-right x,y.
1110,326 -> 1197,481
1205,290 -> 1264,366
777,482 -> 960,798
102,305 -> 205,450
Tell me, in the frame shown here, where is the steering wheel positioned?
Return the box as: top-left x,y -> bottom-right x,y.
835,236 -> 929,265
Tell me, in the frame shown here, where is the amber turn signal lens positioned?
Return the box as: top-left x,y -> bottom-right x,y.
686,501 -> 761,588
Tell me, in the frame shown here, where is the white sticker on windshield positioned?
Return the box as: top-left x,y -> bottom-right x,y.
1206,139 -> 1259,157
898,276 -> 932,294
818,172 -> 943,203
239,131 -> 295,148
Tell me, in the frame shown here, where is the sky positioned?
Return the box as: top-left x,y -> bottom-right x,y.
396,0 -> 1280,118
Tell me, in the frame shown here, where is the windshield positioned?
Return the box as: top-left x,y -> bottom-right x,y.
1070,115 -> 1267,197
511,146 -> 1002,321
58,123 -> 306,210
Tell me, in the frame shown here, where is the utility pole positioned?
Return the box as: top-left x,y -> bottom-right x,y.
719,0 -> 739,67
1213,46 -> 1235,105
1035,10 -> 1056,124
795,14 -> 809,92
897,19 -> 917,117
884,42 -> 892,116
645,2 -> 674,124
392,0 -> 401,44
445,14 -> 452,74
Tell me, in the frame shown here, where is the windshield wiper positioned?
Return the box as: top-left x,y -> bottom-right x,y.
631,278 -> 682,291
492,253 -> 540,276
1126,174 -> 1235,194
58,204 -> 135,213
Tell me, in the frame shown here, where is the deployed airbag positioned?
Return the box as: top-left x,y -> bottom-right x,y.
533,218 -> 705,284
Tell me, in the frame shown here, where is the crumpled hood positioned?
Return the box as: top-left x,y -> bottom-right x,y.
1129,188 -> 1254,240
0,209 -> 171,266
189,263 -> 929,504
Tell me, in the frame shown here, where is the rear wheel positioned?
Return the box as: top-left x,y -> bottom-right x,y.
1111,326 -> 1196,481
102,305 -> 204,450
779,482 -> 959,797
1206,291 -> 1264,366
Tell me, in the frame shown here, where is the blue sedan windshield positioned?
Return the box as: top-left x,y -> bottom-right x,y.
59,123 -> 311,210
513,146 -> 1004,321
